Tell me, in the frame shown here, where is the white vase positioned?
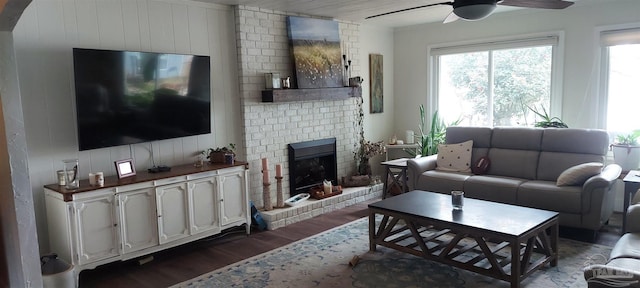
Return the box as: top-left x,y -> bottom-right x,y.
611,144 -> 640,172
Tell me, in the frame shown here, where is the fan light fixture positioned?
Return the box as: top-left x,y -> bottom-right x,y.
453,1 -> 497,21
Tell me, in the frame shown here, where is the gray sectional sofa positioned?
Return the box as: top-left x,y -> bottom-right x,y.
407,126 -> 622,231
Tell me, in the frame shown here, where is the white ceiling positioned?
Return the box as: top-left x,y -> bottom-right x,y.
193,0 -> 594,28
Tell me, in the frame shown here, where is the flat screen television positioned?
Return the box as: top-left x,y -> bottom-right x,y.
72,48 -> 211,151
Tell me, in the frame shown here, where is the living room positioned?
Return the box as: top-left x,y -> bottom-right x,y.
1,0 -> 639,286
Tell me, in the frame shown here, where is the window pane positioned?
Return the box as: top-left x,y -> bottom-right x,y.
437,46 -> 552,127
493,46 -> 552,126
607,44 -> 640,134
439,52 -> 489,126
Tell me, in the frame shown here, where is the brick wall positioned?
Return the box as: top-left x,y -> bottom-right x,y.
234,6 -> 362,208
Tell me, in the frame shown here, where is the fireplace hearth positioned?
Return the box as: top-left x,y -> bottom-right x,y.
288,138 -> 337,196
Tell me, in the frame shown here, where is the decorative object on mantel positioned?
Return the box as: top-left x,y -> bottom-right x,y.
286,16 -> 343,88
349,76 -> 363,87
343,54 -> 352,86
369,54 -> 383,113
262,158 -> 273,210
264,73 -> 281,89
281,77 -> 291,89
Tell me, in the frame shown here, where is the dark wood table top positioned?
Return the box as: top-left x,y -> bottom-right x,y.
369,190 -> 558,237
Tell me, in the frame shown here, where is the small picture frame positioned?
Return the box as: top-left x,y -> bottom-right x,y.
115,158 -> 136,179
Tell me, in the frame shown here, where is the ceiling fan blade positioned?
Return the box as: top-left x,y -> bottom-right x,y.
365,1 -> 453,19
443,11 -> 460,23
498,0 -> 574,9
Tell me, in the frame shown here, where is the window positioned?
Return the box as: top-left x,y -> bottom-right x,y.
600,28 -> 640,136
431,36 -> 559,127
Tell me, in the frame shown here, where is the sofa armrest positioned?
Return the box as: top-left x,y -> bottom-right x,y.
407,155 -> 437,191
626,205 -> 640,233
584,264 -> 640,288
583,164 -> 622,189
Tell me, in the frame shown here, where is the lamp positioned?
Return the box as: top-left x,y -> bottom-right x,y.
453,0 -> 497,21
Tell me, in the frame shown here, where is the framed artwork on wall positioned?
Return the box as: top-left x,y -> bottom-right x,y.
286,16 -> 343,88
370,54 -> 383,113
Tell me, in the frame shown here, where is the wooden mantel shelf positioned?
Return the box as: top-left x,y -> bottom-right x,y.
262,86 -> 362,103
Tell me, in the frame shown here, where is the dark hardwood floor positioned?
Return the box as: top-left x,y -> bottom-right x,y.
78,197 -> 623,287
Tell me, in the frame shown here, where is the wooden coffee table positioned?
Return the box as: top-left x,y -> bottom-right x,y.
369,190 -> 559,288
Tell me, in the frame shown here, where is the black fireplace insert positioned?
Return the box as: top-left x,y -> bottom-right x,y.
288,138 -> 337,196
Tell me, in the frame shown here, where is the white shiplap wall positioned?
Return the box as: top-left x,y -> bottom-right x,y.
12,0 -> 240,253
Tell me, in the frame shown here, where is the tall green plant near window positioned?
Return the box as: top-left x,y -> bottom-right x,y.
407,105 -> 460,157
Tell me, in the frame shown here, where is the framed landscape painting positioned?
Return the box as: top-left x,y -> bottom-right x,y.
370,54 -> 383,113
287,16 -> 343,88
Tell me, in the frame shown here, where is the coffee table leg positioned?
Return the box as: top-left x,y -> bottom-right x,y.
551,221 -> 559,267
511,241 -> 521,288
369,211 -> 376,252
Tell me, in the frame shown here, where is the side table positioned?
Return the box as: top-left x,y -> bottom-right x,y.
384,144 -> 419,160
381,158 -> 410,199
623,170 -> 640,234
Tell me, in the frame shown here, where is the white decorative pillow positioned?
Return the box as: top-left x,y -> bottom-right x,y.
556,162 -> 603,186
436,140 -> 473,173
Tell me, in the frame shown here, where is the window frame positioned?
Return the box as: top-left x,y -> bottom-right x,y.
427,32 -> 565,127
597,26 -> 640,131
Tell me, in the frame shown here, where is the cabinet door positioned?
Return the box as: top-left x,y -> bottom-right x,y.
219,170 -> 248,226
118,188 -> 159,254
189,177 -> 220,235
73,195 -> 119,265
156,183 -> 190,244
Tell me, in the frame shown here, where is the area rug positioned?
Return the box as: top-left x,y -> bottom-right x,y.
171,217 -> 612,288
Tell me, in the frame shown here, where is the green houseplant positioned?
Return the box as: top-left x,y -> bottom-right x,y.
527,105 -> 568,128
203,143 -> 236,164
611,130 -> 640,172
407,105 -> 460,157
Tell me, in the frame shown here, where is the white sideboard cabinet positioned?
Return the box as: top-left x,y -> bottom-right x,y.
44,162 -> 250,286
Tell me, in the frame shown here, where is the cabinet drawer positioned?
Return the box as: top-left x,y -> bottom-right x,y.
115,181 -> 153,193
154,176 -> 188,186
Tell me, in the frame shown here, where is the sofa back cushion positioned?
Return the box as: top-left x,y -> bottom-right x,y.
536,128 -> 608,181
446,126 -> 492,167
486,127 -> 543,179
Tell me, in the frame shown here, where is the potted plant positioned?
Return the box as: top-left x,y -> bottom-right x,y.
611,130 -> 640,172
407,105 -> 460,157
527,105 -> 568,128
204,143 -> 236,164
355,140 -> 385,176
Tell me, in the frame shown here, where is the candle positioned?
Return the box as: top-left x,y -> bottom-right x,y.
276,164 -> 282,177
261,158 -> 268,171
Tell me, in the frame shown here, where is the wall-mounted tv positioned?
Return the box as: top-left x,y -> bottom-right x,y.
72,48 -> 211,151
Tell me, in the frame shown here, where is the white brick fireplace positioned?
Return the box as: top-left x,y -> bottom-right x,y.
234,5 -> 370,218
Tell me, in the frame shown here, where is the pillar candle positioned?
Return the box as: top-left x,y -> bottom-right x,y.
263,168 -> 269,183
275,164 -> 282,178
262,158 -> 268,171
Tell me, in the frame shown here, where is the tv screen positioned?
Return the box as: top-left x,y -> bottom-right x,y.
73,48 -> 211,151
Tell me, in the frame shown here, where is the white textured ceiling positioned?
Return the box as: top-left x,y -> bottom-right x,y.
194,0 -> 595,27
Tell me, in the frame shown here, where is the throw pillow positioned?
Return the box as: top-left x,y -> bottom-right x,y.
556,162 -> 603,186
472,156 -> 491,175
436,140 -> 473,172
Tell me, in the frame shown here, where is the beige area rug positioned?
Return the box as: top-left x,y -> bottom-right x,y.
172,217 -> 612,288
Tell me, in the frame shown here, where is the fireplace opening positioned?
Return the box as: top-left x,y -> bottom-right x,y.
288,138 -> 337,196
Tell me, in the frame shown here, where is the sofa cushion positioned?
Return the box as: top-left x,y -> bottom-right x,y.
556,162 -> 603,186
610,233 -> 640,261
446,127 -> 491,169
487,148 -> 539,180
463,175 -> 523,204
436,140 -> 473,172
491,127 -> 543,150
537,152 -> 605,181
417,170 -> 470,194
517,180 -> 584,213
541,128 -> 609,155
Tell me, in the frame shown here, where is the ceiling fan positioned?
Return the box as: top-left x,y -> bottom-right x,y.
365,0 -> 574,23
